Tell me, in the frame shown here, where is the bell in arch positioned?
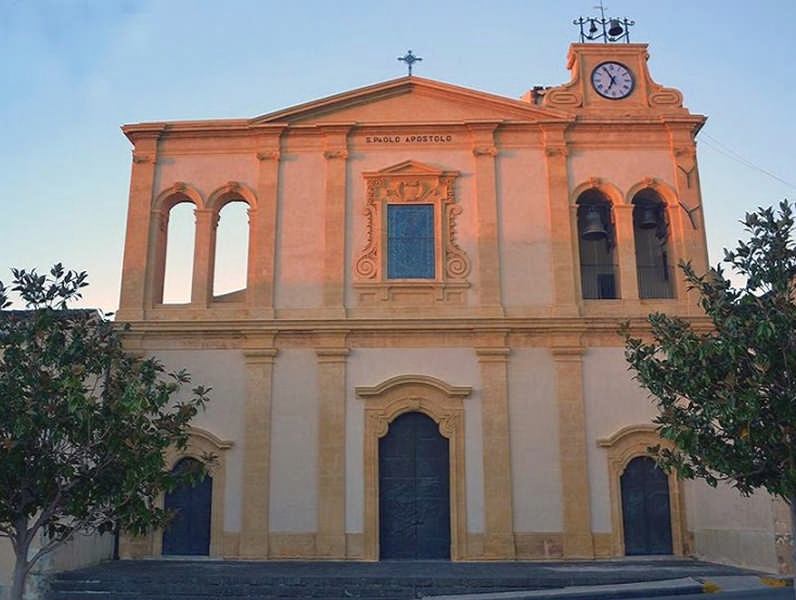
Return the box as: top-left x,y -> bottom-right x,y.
582,205 -> 608,240
637,204 -> 660,229
608,19 -> 624,36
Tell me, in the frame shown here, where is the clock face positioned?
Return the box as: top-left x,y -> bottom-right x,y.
591,61 -> 634,99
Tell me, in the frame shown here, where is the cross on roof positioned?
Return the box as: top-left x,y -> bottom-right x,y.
397,50 -> 422,76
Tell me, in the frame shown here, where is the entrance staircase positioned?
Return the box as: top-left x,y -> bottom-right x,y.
46,558 -> 754,600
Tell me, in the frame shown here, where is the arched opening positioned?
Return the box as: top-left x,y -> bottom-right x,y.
162,202 -> 196,304
162,457 -> 212,556
576,189 -> 617,299
213,200 -> 249,300
632,189 -> 673,298
379,411 -> 451,559
621,456 -> 673,555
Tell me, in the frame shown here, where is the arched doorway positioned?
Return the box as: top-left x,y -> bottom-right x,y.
621,456 -> 673,555
379,412 -> 451,559
162,457 -> 212,556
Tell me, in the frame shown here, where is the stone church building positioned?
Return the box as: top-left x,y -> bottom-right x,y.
110,41 -> 791,572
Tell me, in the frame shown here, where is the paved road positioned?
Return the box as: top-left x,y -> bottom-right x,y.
637,589 -> 792,600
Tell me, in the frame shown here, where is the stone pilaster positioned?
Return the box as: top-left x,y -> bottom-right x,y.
668,125 -> 708,308
191,209 -> 218,307
239,348 -> 278,558
319,125 -> 352,317
252,127 -> 285,316
613,204 -> 639,301
148,208 -> 168,307
542,125 -> 578,315
119,131 -> 161,319
467,123 -> 503,313
476,344 -> 515,558
315,337 -> 349,558
552,343 -> 593,558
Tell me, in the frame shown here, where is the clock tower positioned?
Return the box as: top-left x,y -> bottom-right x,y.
542,43 -> 687,115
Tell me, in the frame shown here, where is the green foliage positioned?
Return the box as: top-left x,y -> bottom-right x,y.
0,265 -> 210,585
624,201 -> 796,501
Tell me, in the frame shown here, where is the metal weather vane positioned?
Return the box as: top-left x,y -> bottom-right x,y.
574,1 -> 635,43
398,50 -> 422,76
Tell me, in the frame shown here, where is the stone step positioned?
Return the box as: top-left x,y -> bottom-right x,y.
45,558 -> 758,600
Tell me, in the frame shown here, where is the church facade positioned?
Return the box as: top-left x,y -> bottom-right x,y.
113,42 -> 792,572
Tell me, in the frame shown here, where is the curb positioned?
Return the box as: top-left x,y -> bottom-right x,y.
422,576 -> 704,599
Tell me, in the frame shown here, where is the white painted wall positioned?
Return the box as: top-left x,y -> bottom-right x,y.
687,480 -> 780,573
0,538 -> 11,600
581,347 -> 659,532
156,350 -> 247,533
275,152 -> 326,309
497,149 -> 553,308
508,348 -> 562,531
346,348 -> 484,533
270,349 -> 319,532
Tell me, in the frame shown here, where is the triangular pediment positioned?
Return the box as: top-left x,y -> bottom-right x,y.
366,160 -> 449,178
251,77 -> 571,125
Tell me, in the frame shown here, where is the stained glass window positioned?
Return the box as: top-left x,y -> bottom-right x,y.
387,204 -> 435,279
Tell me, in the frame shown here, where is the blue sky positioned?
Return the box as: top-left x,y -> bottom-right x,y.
1,0 -> 793,312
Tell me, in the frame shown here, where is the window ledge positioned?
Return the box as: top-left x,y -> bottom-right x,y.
354,280 -> 469,306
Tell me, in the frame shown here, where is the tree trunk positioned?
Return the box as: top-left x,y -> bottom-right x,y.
10,523 -> 32,600
10,553 -> 29,600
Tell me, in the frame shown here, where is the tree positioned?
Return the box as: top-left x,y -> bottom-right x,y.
624,201 -> 796,591
0,265 -> 211,600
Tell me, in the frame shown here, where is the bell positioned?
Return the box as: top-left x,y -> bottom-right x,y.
637,205 -> 659,229
589,19 -> 598,34
582,206 -> 608,240
608,19 -> 624,36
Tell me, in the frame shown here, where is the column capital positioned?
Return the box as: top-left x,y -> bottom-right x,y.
551,345 -> 585,360
316,347 -> 350,363
475,347 -> 511,362
256,150 -> 281,161
243,348 -> 279,365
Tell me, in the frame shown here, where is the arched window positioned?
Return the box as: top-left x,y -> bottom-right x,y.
162,202 -> 196,304
632,189 -> 673,299
576,189 -> 617,299
213,200 -> 249,299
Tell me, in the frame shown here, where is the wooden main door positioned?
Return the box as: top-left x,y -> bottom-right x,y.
379,412 -> 451,559
162,457 -> 212,556
621,456 -> 673,555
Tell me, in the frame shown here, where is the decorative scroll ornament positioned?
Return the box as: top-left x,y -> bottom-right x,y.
354,162 -> 471,282
323,149 -> 349,160
132,152 -> 152,164
256,150 -> 281,161
473,144 -> 498,157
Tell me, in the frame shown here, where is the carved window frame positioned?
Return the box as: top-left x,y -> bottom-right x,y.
353,161 -> 471,305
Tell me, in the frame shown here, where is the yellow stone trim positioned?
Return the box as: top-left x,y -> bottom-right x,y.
316,343 -> 349,558
598,424 -> 686,556
357,375 -> 471,560
239,348 -> 278,558
552,344 -> 594,558
476,346 -> 515,558
514,533 -> 564,559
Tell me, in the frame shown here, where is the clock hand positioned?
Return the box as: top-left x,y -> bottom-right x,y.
602,67 -> 618,88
